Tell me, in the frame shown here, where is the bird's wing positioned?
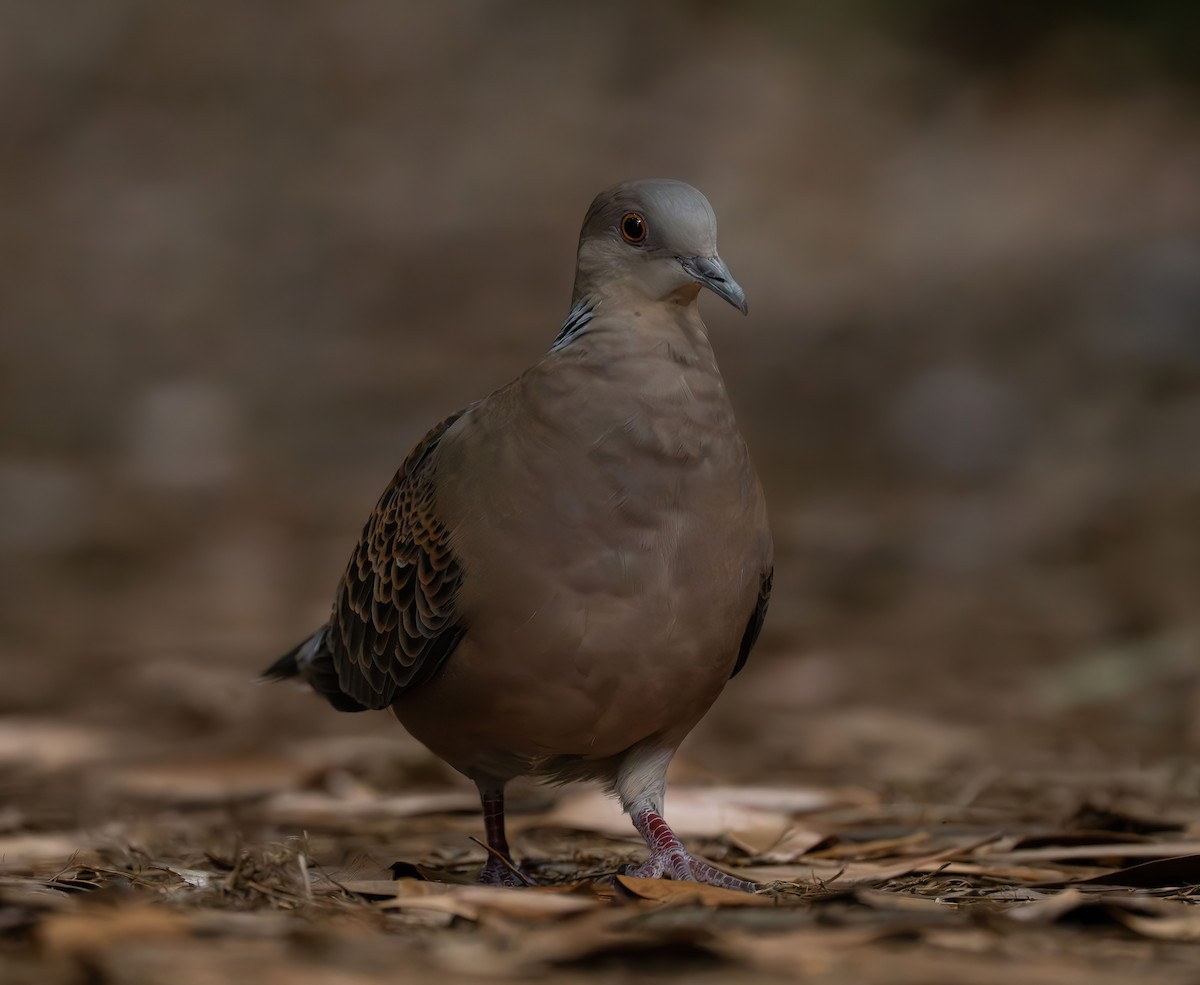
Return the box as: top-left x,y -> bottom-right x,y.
326,412 -> 467,709
730,566 -> 772,679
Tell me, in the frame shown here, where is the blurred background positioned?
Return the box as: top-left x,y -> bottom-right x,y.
2,0 -> 1199,801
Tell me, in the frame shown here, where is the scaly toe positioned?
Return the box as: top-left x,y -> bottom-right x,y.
683,855 -> 759,892
623,859 -> 665,879
479,857 -> 534,887
625,848 -> 756,892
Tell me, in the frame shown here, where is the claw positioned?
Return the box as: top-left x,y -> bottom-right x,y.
627,804 -> 758,892
479,854 -> 535,887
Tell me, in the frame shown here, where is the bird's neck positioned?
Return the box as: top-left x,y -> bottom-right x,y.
556,291 -> 714,366
543,293 -> 728,418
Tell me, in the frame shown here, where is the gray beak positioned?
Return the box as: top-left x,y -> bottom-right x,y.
678,255 -> 748,314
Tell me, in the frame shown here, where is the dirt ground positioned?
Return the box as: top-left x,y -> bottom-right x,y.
3,3 -> 1200,983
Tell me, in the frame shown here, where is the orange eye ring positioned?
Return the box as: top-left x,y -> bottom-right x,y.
620,212 -> 647,243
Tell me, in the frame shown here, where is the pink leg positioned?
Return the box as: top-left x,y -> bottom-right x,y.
626,803 -> 758,892
476,783 -> 532,887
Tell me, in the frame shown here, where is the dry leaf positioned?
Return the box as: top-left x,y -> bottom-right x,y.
751,824 -> 828,862
691,785 -> 864,813
984,841 -> 1200,864
1115,908 -> 1200,941
1004,888 -> 1089,923
0,720 -> 118,770
920,928 -> 999,953
186,909 -> 309,938
808,831 -> 931,860
714,926 -> 898,978
369,879 -> 601,920
1068,853 -> 1200,889
107,755 -> 309,803
854,888 -> 953,914
153,863 -> 217,888
934,861 -> 1103,883
744,835 -> 996,889
1011,829 -> 1153,849
0,878 -> 74,909
38,904 -> 188,955
260,790 -> 480,826
0,832 -> 97,869
473,907 -> 650,971
614,874 -> 772,906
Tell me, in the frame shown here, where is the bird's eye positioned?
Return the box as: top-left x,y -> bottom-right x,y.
620,212 -> 647,243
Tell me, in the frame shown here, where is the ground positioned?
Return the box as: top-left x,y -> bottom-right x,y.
3,652 -> 1200,984
3,2 -> 1200,982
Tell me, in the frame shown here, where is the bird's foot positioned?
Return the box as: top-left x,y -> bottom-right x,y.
626,804 -> 758,892
623,846 -> 757,892
478,853 -> 536,887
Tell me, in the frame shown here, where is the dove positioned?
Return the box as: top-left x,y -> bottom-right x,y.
265,179 -> 773,890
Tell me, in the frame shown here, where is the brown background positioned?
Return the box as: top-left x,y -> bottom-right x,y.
3,0 -> 1199,829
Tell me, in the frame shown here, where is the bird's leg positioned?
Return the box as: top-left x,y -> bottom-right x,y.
474,781 -> 531,887
624,800 -> 758,892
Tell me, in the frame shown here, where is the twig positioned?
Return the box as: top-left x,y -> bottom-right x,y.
224,849 -> 247,895
297,851 -> 314,904
469,836 -> 534,887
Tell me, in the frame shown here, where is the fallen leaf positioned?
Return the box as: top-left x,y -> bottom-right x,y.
341,879 -> 448,898
934,861 -> 1104,883
0,720 -> 119,770
185,909 -> 309,938
152,863 -> 217,889
725,823 -> 796,857
368,878 -> 602,920
1115,908 -> 1200,941
1011,829 -> 1153,849
808,831 -> 931,860
1004,888 -> 1089,923
0,832 -> 97,869
984,841 -> 1200,864
854,888 -> 954,914
259,790 -> 480,827
0,878 -> 74,909
693,785 -> 865,813
748,823 -> 828,862
614,874 -> 773,906
37,903 -> 188,955
1069,803 -> 1184,836
742,834 -> 999,889
420,907 -> 642,976
920,927 -> 1000,953
1067,853 -> 1200,889
714,926 -> 900,978
107,755 -> 309,804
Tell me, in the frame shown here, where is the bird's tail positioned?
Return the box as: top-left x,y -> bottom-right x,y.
259,628 -> 319,686
259,627 -> 370,713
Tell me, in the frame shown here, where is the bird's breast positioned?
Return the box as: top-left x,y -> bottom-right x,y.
438,345 -> 765,639
402,328 -> 770,770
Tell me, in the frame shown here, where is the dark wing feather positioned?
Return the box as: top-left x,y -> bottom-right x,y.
730,567 -> 772,679
261,628 -> 369,712
314,413 -> 466,710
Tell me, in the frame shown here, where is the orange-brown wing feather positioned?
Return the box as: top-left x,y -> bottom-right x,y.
326,413 -> 466,709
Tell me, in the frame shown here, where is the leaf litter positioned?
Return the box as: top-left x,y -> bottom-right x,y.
4,719 -> 1200,984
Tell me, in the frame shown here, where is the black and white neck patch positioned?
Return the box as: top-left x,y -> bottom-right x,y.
550,298 -> 596,352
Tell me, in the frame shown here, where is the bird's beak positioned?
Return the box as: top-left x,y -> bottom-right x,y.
678,255 -> 748,315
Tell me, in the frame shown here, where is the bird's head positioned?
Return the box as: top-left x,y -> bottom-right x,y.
572,179 -> 747,315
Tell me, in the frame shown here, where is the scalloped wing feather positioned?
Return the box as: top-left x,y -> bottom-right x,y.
327,413 -> 467,709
